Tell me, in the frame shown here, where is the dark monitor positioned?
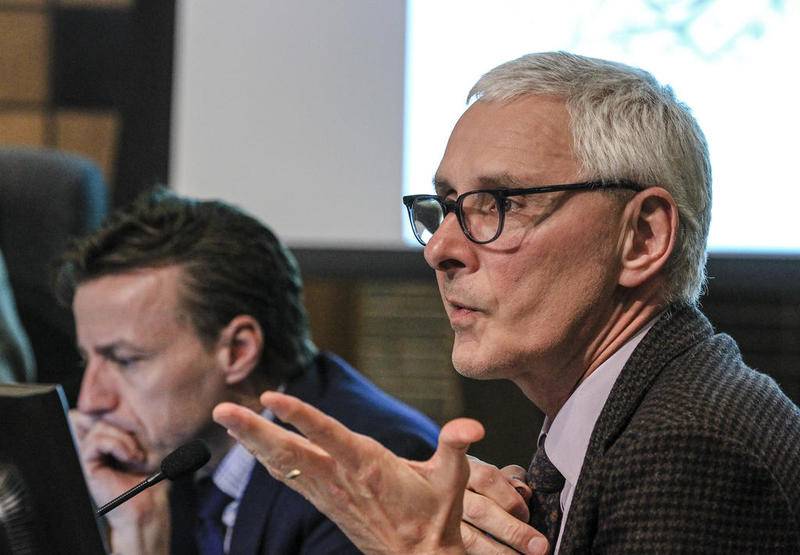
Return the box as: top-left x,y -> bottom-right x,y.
0,383 -> 106,554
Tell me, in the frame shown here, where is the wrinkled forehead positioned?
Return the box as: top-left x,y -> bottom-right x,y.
435,95 -> 579,194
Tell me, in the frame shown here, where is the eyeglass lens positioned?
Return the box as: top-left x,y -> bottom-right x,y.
461,191 -> 500,242
411,197 -> 445,244
411,192 -> 501,245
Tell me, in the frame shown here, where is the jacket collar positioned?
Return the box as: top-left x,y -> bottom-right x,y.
227,355 -> 325,554
558,304 -> 714,551
586,304 -> 713,457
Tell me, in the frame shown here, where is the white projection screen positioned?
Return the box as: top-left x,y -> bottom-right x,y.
171,0 -> 407,249
173,1 -> 800,253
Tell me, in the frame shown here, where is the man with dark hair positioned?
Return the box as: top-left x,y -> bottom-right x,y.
59,189 -> 438,554
214,52 -> 800,554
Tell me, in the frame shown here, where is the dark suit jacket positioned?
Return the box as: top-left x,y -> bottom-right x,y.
171,352 -> 439,554
559,305 -> 800,553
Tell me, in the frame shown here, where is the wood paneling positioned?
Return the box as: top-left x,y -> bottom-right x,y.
354,281 -> 462,424
0,1 -> 46,8
0,11 -> 48,103
0,110 -> 46,146
54,109 -> 119,186
304,278 -> 360,364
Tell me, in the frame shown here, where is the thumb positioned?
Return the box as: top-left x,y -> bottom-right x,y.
430,418 -> 485,490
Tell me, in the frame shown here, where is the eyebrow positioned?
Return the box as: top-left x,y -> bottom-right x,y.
432,172 -> 535,197
479,173 -> 531,189
94,342 -> 143,358
75,342 -> 136,364
432,176 -> 452,197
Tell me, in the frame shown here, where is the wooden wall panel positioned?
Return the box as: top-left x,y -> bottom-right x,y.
0,110 -> 46,146
304,278 -> 360,364
0,11 -> 48,103
0,1 -> 46,6
354,281 -> 463,424
54,109 -> 119,186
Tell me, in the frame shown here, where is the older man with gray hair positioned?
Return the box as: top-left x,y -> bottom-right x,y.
214,52 -> 800,554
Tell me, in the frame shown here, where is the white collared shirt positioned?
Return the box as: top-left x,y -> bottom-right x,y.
542,319 -> 657,554
212,405 -> 276,554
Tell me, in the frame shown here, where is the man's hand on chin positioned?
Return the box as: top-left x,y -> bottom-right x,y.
69,411 -> 171,555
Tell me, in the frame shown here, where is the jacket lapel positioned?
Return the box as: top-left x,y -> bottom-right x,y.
588,305 -> 713,455
228,463 -> 279,555
228,360 -> 325,555
559,305 -> 714,551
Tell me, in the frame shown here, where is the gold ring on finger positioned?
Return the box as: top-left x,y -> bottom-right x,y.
284,468 -> 302,480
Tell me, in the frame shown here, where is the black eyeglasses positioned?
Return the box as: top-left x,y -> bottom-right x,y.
402,180 -> 644,246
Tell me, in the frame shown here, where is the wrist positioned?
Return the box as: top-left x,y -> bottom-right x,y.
110,522 -> 170,555
107,484 -> 171,555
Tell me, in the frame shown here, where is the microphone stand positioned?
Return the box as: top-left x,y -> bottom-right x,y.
96,472 -> 165,517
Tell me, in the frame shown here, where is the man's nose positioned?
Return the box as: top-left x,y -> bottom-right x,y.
423,212 -> 472,272
76,360 -> 117,415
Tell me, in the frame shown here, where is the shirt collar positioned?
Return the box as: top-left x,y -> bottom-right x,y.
212,405 -> 276,500
543,318 -> 657,487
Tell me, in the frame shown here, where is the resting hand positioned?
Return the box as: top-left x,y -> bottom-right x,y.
69,411 -> 170,555
461,458 -> 547,554
213,391 -> 482,554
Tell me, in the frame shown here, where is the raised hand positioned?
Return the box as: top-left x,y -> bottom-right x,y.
213,391 -> 484,554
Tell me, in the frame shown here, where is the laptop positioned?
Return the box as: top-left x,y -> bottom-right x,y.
0,383 -> 106,554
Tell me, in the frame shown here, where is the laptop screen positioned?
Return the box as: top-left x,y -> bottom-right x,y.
0,383 -> 106,555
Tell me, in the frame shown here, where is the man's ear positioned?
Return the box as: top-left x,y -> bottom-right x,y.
618,187 -> 678,289
215,315 -> 264,385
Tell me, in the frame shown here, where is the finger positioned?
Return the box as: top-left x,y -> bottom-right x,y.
428,418 -> 484,495
213,401 -> 329,477
258,391 -> 380,471
464,499 -> 547,555
467,461 -> 529,522
462,500 -> 549,555
81,422 -> 145,465
501,464 -> 532,505
500,464 -> 527,482
460,520 -> 519,554
69,410 -> 94,438
463,486 -> 530,536
81,431 -> 144,467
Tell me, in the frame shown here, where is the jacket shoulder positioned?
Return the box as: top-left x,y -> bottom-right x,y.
569,332 -> 800,552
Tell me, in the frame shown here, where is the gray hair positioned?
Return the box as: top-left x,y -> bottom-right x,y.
469,51 -> 711,305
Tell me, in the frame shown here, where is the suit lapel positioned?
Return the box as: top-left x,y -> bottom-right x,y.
559,305 -> 714,551
228,463 -> 279,555
228,360 -> 326,555
587,305 -> 713,455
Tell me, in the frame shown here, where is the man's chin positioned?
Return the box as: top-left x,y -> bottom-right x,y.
452,342 -> 516,381
452,352 -> 495,380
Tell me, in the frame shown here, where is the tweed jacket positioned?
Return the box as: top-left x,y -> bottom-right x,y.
558,305 -> 800,553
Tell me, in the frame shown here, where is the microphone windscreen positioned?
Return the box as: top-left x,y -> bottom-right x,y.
160,439 -> 211,480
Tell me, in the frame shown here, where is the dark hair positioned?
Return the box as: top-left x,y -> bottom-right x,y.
55,188 -> 317,381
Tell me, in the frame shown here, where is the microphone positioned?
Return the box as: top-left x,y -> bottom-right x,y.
96,439 -> 211,517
